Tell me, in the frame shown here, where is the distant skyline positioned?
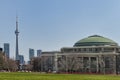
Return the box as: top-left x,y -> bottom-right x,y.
0,0 -> 120,61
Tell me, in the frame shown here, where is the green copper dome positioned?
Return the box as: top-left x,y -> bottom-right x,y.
74,35 -> 118,47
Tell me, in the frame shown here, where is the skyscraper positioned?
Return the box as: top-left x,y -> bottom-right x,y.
4,43 -> 10,58
19,55 -> 24,65
29,48 -> 34,60
37,50 -> 42,57
15,16 -> 19,60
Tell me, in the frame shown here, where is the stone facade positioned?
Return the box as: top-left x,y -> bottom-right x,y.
40,35 -> 120,74
40,47 -> 120,74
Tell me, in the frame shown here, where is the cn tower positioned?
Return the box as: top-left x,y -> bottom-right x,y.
15,16 -> 19,60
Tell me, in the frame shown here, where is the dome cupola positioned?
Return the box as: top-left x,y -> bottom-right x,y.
74,35 -> 118,47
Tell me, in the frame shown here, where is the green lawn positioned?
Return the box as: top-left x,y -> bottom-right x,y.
0,72 -> 120,80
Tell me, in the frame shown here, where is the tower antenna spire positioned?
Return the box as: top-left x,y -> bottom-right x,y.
16,13 -> 18,30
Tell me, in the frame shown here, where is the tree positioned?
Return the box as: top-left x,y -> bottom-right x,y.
7,59 -> 18,71
0,51 -> 17,71
58,55 -> 81,72
31,57 -> 41,71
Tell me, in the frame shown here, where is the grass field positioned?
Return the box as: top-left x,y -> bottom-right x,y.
0,72 -> 120,80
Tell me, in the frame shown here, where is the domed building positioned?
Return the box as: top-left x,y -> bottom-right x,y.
74,35 -> 118,47
40,35 -> 120,74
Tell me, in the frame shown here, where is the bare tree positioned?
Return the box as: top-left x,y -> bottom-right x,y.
0,51 -> 17,71
58,55 -> 81,72
31,57 -> 41,71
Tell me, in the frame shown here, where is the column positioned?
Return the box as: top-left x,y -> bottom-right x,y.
66,55 -> 68,73
96,56 -> 99,73
54,53 -> 58,72
102,55 -> 105,74
81,57 -> 83,70
113,55 -> 116,74
99,55 -> 105,74
89,57 -> 91,73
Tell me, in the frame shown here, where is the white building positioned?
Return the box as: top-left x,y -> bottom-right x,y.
40,35 -> 120,74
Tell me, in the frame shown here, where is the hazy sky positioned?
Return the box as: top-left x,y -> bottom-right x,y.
0,0 -> 120,61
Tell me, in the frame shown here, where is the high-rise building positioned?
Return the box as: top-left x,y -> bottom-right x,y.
29,48 -> 34,60
4,43 -> 10,58
19,55 -> 24,65
37,50 -> 42,57
15,16 -> 19,60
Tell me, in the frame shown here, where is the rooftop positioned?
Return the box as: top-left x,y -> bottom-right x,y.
74,35 -> 118,47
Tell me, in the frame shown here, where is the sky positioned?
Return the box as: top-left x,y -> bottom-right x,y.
0,0 -> 120,61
